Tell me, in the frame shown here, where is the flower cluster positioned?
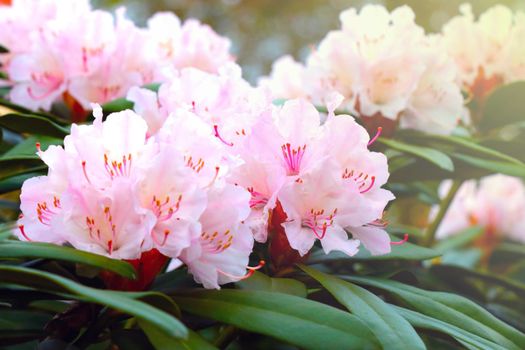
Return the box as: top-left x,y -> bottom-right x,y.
16,65 -> 395,289
260,5 -> 464,135
0,0 -> 233,112
442,4 -> 525,101
434,174 -> 525,244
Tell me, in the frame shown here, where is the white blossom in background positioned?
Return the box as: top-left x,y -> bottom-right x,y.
261,5 -> 464,135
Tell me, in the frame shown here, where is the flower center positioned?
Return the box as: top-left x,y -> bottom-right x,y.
281,143 -> 306,176
85,206 -> 118,255
201,230 -> 234,253
343,169 -> 376,193
151,194 -> 182,221
36,196 -> 61,226
302,208 -> 337,239
247,187 -> 269,209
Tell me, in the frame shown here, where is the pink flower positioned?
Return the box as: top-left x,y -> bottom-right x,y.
435,175 -> 525,244
148,12 -> 233,74
231,98 -> 394,256
441,4 -> 525,99
180,184 -> 255,289
7,39 -> 67,110
130,64 -> 271,141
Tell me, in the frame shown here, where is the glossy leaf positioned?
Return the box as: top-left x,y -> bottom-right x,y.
0,113 -> 69,138
139,320 -> 217,350
0,240 -> 136,278
0,265 -> 188,339
236,271 -> 307,297
0,172 -> 42,195
393,306 -> 508,350
344,275 -> 525,350
378,138 -> 454,171
451,153 -> 525,178
301,265 -> 425,350
172,289 -> 380,350
1,135 -> 62,159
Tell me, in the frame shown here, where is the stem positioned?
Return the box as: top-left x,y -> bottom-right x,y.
423,180 -> 462,247
214,324 -> 239,349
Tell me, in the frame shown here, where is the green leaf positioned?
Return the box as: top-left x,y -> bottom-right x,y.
101,83 -> 160,113
397,130 -> 525,166
139,320 -> 218,350
430,264 -> 525,296
308,235 -> 440,263
300,265 -> 425,350
433,226 -> 484,253
0,156 -> 45,180
0,265 -> 188,339
236,271 -> 307,297
172,289 -> 379,350
479,81 -> 525,131
378,138 -> 454,171
393,306 -> 508,350
0,240 -> 136,279
1,135 -> 62,159
102,98 -> 134,114
0,172 -> 43,195
0,113 -> 69,138
451,153 -> 525,178
344,275 -> 525,350
0,309 -> 51,330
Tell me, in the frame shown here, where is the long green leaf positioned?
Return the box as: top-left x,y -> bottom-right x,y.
0,113 -> 69,137
139,320 -> 217,350
451,153 -> 525,178
393,306 -> 508,350
344,276 -> 525,349
378,138 -> 454,171
0,265 -> 188,339
0,240 -> 136,279
0,156 -> 45,180
301,265 -> 425,350
236,271 -> 307,297
172,289 -> 379,350
1,135 -> 62,159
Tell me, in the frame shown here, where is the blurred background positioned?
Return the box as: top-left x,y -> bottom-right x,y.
95,0 -> 525,83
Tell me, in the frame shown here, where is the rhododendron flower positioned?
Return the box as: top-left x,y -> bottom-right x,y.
231,97 -> 395,257
1,0 -> 235,113
434,174 -> 525,244
129,63 -> 271,139
15,103 -> 258,288
180,184 -> 255,289
261,5 -> 464,135
442,4 -> 525,101
147,12 -> 234,74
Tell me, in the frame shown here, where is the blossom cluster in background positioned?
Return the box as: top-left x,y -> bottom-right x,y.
261,4 -> 525,134
0,0 -> 233,111
260,5 -> 465,135
434,175 -> 525,244
16,64 -> 394,288
443,4 -> 525,101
